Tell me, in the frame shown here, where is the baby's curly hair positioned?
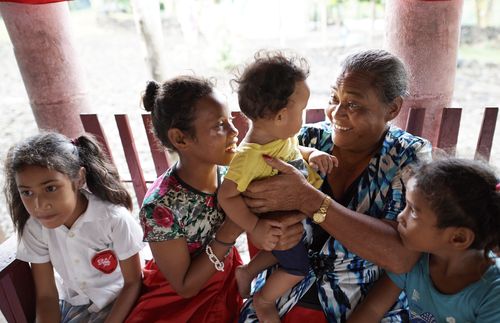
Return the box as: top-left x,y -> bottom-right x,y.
233,50 -> 310,120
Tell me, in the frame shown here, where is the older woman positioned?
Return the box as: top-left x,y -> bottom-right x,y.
239,49 -> 432,322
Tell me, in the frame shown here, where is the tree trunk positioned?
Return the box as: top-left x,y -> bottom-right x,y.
130,0 -> 167,81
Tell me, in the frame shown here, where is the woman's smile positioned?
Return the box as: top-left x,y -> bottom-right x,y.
333,123 -> 352,132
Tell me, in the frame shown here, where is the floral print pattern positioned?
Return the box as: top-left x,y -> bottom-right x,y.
140,166 -> 226,255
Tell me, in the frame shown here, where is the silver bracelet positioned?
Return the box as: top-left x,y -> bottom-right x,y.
205,244 -> 224,272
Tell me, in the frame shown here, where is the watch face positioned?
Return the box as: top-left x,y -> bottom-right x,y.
313,213 -> 325,223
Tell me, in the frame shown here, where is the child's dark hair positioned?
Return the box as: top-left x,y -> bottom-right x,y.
4,132 -> 132,236
143,75 -> 215,152
233,50 -> 310,120
413,158 -> 500,256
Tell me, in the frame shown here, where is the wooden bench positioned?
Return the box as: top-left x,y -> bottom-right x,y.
405,107 -> 499,160
0,106 -> 497,322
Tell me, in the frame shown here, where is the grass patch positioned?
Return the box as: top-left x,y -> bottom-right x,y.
458,45 -> 500,64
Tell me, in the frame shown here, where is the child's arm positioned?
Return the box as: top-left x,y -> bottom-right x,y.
31,262 -> 60,322
104,253 -> 142,323
347,273 -> 402,323
298,146 -> 337,176
218,179 -> 283,251
297,146 -> 316,161
150,218 -> 241,298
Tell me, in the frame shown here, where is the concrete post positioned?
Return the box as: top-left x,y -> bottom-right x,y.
385,0 -> 464,144
0,2 -> 91,138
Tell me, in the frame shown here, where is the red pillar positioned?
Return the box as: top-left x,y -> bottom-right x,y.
0,2 -> 91,138
385,0 -> 464,144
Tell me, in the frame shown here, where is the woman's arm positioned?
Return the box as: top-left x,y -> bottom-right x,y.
31,262 -> 60,323
347,274 -> 402,323
244,157 -> 420,273
104,253 -> 142,323
149,218 -> 243,298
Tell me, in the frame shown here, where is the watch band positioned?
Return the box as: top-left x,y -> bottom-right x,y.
313,194 -> 331,224
318,194 -> 331,213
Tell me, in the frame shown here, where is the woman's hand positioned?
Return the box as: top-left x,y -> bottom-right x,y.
243,156 -> 313,213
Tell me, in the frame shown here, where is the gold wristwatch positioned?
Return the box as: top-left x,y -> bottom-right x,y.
312,195 -> 331,224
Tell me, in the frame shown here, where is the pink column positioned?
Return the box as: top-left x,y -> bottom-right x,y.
385,0 -> 463,144
0,2 -> 91,138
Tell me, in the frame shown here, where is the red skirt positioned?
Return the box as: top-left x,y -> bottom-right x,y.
126,247 -> 242,323
282,305 -> 327,323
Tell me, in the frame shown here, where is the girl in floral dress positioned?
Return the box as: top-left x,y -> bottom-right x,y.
125,75 -> 244,322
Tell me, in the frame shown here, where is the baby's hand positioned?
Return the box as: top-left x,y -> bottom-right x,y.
309,150 -> 338,176
250,219 -> 282,251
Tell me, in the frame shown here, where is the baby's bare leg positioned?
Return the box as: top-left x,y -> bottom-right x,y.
236,251 -> 277,298
254,269 -> 304,323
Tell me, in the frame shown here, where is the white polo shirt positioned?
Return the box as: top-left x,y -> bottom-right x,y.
17,191 -> 144,311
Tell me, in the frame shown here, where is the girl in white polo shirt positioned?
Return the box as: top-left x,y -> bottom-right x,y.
4,132 -> 144,323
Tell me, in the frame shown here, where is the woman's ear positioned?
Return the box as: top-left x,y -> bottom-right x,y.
168,128 -> 190,151
449,227 -> 475,250
385,96 -> 403,122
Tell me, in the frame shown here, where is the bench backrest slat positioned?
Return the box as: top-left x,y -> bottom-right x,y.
115,114 -> 148,205
141,114 -> 172,177
436,108 -> 462,155
405,107 -> 426,137
475,107 -> 499,161
80,114 -> 115,164
305,108 -> 326,124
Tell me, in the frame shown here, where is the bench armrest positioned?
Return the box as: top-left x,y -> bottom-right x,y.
0,235 -> 35,323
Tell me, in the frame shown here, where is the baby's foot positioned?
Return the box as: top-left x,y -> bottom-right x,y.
253,291 -> 280,323
235,265 -> 253,298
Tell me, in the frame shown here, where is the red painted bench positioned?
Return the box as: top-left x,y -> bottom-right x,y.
0,106 -> 497,322
405,107 -> 498,159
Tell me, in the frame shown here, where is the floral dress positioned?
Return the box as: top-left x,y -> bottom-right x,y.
240,123 -> 432,323
126,166 -> 242,323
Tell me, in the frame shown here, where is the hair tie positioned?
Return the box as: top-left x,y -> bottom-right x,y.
71,138 -> 79,146
496,183 -> 500,192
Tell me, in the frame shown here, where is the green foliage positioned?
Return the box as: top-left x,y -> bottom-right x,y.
459,45 -> 500,64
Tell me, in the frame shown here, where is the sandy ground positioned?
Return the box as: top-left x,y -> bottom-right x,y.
0,9 -> 499,322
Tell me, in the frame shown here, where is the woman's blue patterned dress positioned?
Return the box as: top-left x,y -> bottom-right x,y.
240,123 -> 432,323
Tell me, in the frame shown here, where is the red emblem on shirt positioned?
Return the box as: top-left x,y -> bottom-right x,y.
91,250 -> 118,274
